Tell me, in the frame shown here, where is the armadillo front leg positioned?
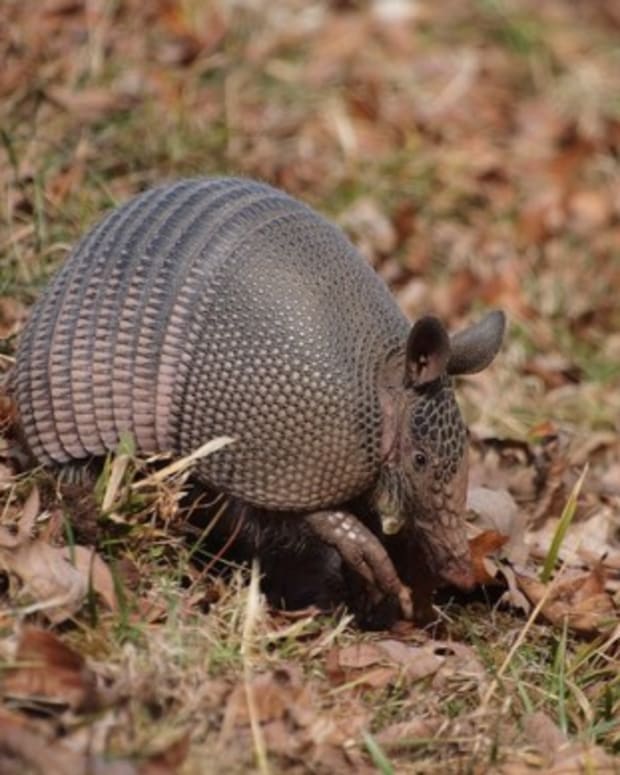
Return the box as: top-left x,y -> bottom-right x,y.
305,511 -> 413,619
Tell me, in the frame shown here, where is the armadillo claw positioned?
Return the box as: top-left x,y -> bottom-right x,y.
305,510 -> 413,620
397,585 -> 414,620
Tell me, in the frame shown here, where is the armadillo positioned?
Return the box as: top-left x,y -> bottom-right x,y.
13,177 -> 505,617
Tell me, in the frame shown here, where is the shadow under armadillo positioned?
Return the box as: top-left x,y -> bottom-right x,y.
205,505 -> 505,631
46,460 -> 462,631
181,482 -> 441,630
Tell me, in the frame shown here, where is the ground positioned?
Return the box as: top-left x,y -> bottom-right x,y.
0,1 -> 619,773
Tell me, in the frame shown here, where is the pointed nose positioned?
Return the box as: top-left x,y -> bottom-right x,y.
439,556 -> 476,591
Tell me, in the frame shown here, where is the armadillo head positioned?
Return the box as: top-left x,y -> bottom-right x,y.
374,311 -> 506,590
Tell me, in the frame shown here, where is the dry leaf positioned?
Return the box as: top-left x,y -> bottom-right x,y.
376,639 -> 444,681
2,539 -> 88,621
0,714 -> 84,775
220,665 -> 314,737
328,639 -> 452,690
469,530 -> 509,584
70,545 -> 118,611
503,711 -> 618,774
376,716 -> 441,747
45,86 -> 136,120
346,666 -> 399,689
467,486 -> 520,535
0,463 -> 16,486
0,539 -> 116,623
430,641 -> 487,689
0,297 -> 28,339
0,488 -> 117,622
2,627 -> 100,712
218,664 -> 370,770
468,439 -> 539,503
522,353 -> 582,390
567,189 -> 612,233
546,743 -> 619,774
326,643 -> 395,688
516,566 -> 616,634
332,642 -> 385,670
339,198 -> 397,263
139,733 -> 191,775
522,711 -> 566,764
43,0 -> 84,14
0,705 -> 140,775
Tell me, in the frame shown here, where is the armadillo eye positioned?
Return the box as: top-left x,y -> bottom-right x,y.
414,452 -> 427,469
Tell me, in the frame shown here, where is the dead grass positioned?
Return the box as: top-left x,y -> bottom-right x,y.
0,0 -> 619,772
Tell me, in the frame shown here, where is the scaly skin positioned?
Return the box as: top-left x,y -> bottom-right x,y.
13,178 -> 505,619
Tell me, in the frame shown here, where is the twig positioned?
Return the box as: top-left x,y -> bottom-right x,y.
479,566 -> 567,715
131,436 -> 234,490
242,559 -> 270,775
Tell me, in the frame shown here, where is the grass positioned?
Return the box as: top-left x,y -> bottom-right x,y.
0,0 -> 619,771
540,465 -> 588,583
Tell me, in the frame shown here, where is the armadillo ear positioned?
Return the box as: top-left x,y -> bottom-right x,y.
405,316 -> 451,388
447,310 -> 506,376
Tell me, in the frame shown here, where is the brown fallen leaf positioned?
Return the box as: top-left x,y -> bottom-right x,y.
469,529 -> 509,585
326,643 -> 398,688
518,189 -> 564,245
220,665 -> 315,739
45,85 -> 137,121
42,0 -> 84,14
467,485 -> 520,535
516,565 -> 617,634
0,462 -> 16,486
522,710 -> 566,766
218,664 -> 370,771
1,485 -> 40,543
138,732 -> 191,775
0,296 -> 28,339
1,538 -> 89,622
429,641 -> 488,691
567,188 -> 612,234
331,642 -> 385,670
376,639 -> 444,681
0,711 -> 85,775
0,705 -> 140,775
501,709 -> 618,774
546,743 -> 619,775
2,627 -> 100,712
522,353 -> 582,390
339,197 -> 397,264
468,437 -> 539,503
376,716 -> 441,748
1,539 -> 117,623
46,160 -> 87,208
70,544 -> 118,612
327,639 -> 448,690
0,487 -> 117,623
0,391 -> 19,439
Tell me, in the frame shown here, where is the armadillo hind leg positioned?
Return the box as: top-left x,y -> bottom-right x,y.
304,511 -> 413,620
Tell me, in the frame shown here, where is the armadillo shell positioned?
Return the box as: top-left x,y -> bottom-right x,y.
15,178 -> 409,510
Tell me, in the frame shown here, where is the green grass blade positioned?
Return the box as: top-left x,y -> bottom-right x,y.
540,464 -> 589,584
363,731 -> 394,775
552,619 -> 569,734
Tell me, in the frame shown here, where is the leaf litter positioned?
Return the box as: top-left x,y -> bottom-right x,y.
0,486 -> 116,623
0,0 -> 619,771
